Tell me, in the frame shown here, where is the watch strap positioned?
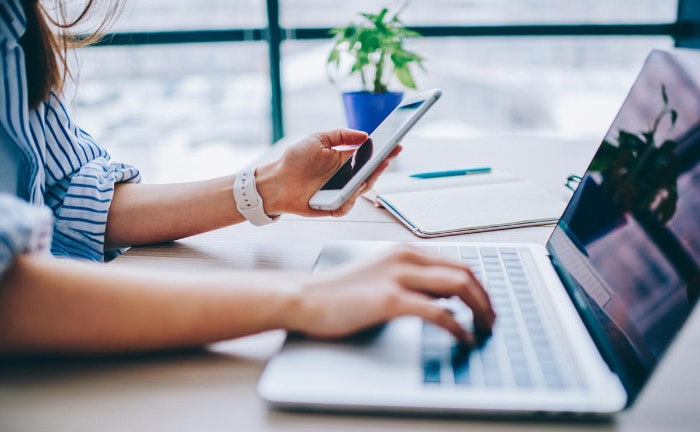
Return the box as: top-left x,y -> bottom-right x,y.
233,168 -> 279,226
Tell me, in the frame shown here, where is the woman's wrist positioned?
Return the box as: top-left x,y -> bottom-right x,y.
268,275 -> 312,333
253,162 -> 285,216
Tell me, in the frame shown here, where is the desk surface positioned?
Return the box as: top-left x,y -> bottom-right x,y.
2,135 -> 698,432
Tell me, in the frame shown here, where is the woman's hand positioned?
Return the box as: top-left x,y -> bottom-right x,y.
255,129 -> 402,218
282,245 -> 496,344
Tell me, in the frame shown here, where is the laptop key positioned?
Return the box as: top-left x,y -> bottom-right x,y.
499,247 -> 519,254
483,366 -> 503,387
459,247 -> 479,259
514,373 -> 534,389
480,247 -> 499,257
439,246 -> 460,261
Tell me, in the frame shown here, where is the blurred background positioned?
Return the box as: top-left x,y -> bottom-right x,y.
69,0 -> 695,182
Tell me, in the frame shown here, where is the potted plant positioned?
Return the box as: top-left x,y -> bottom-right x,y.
327,6 -> 424,133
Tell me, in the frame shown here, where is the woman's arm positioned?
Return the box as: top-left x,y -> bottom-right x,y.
105,175 -> 242,249
0,254 -> 300,354
106,129 -> 400,249
105,129 -> 399,249
0,246 -> 494,355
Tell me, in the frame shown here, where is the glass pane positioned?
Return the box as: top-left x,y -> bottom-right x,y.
110,0 -> 266,32
282,37 -> 674,141
281,0 -> 677,27
72,42 -> 270,183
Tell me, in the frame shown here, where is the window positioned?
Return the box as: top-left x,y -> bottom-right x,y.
74,42 -> 269,182
71,0 -> 683,182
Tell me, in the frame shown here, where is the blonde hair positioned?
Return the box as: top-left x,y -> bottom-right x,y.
20,0 -> 123,109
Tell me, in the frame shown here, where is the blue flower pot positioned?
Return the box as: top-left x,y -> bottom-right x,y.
342,91 -> 403,134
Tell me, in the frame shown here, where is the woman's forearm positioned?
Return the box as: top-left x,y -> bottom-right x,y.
105,161 -> 283,249
0,254 -> 303,354
105,176 -> 242,249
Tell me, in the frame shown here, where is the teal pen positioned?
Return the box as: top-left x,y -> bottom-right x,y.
409,167 -> 492,179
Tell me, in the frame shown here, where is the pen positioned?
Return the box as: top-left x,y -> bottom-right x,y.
409,167 -> 492,179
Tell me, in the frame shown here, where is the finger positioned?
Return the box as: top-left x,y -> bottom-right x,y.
395,264 -> 483,310
390,256 -> 495,332
344,182 -> 368,203
332,190 -> 361,217
304,184 -> 366,218
363,161 -> 389,190
362,145 -> 402,186
397,292 -> 472,343
388,144 -> 403,158
321,128 -> 369,148
389,246 -> 491,310
305,208 -> 333,217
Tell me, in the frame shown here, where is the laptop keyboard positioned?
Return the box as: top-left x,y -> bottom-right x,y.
420,246 -> 578,391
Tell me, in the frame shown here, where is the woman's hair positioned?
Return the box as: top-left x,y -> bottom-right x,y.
20,0 -> 123,109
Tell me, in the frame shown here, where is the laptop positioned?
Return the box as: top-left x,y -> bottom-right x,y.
258,48 -> 700,416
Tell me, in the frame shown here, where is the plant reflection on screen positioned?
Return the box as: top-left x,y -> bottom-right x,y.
589,84 -> 680,224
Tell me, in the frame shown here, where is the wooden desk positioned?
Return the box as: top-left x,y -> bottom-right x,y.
2,135 -> 698,432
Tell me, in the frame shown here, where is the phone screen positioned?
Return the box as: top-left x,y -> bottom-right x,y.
320,99 -> 426,191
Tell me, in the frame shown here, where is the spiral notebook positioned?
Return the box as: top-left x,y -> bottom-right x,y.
364,170 -> 566,237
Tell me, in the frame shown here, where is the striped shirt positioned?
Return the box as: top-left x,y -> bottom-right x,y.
0,0 -> 140,270
0,193 -> 53,279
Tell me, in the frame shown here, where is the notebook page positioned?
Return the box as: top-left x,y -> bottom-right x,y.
381,181 -> 566,235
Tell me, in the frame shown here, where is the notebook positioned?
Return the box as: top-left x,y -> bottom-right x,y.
364,170 -> 566,237
258,48 -> 700,416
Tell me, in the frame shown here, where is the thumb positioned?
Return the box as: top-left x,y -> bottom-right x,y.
323,128 -> 369,148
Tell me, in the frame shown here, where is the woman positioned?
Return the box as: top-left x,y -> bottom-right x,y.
0,0 -> 494,354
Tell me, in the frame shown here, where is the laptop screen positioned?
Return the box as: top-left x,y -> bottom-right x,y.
547,49 -> 700,400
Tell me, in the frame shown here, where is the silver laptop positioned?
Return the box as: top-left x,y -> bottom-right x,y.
258,48 -> 700,416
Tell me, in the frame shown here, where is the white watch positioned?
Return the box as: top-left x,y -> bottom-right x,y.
233,168 -> 280,226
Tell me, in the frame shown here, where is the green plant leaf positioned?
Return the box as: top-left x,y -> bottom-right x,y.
395,28 -> 422,38
375,8 -> 389,31
357,29 -> 380,53
394,65 -> 417,89
327,48 -> 340,65
342,25 -> 358,40
392,48 -> 423,65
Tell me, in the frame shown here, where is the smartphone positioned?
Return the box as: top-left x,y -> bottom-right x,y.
308,88 -> 442,211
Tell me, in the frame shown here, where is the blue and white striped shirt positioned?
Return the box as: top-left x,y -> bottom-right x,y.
0,0 -> 140,277
0,193 -> 53,279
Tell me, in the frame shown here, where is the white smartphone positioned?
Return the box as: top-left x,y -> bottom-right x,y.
308,88 -> 442,211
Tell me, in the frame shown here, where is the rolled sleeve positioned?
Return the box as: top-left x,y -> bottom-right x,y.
51,158 -> 140,262
42,96 -> 141,262
0,194 -> 52,281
